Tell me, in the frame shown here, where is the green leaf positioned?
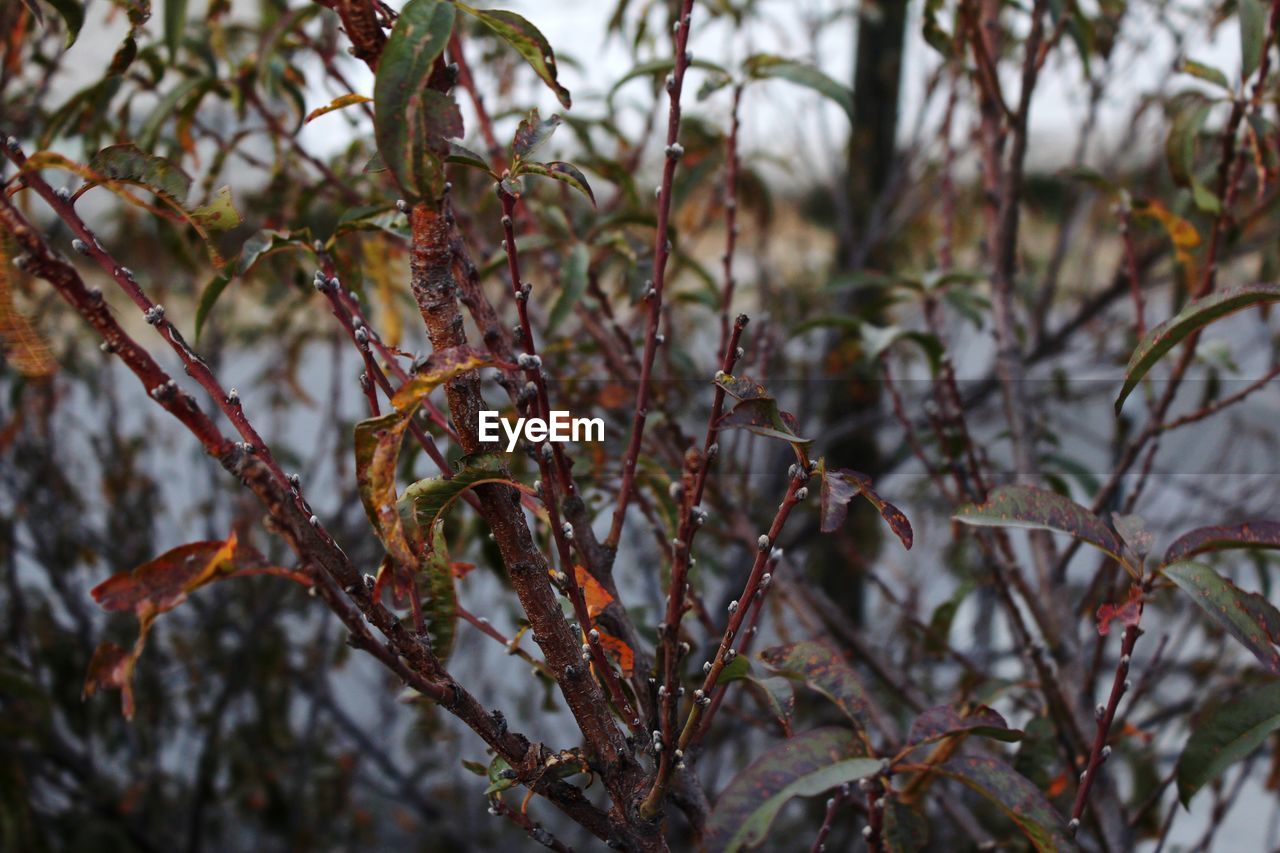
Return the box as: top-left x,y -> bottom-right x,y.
189,186 -> 242,232
1177,680 -> 1280,805
1241,0 -> 1267,79
816,460 -> 913,549
548,242 -> 588,335
1115,284 -> 1280,414
519,161 -> 596,206
1181,58 -> 1230,90
511,108 -> 561,162
1163,561 -> 1280,673
417,529 -> 457,660
1164,521 -> 1280,565
716,656 -> 795,730
705,727 -> 878,853
1165,97 -> 1211,189
454,4 -> 571,108
401,454 -> 530,542
90,143 -> 192,203
43,0 -> 84,47
446,141 -> 491,174
374,0 -> 459,200
742,54 -> 853,124
760,640 -> 875,741
484,756 -> 516,795
932,756 -> 1073,851
165,0 -> 187,61
883,799 -> 930,852
955,484 -> 1130,568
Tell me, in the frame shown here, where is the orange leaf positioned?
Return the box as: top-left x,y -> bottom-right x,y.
573,564 -> 614,619
597,632 -> 635,677
1096,584 -> 1143,636
83,642 -> 137,719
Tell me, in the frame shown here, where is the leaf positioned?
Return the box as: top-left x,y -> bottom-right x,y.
742,54 -> 853,124
906,705 -> 1023,747
608,57 -> 731,102
165,0 -> 187,61
1165,98 -> 1211,189
43,0 -> 84,47
931,756 -> 1073,851
716,656 -> 795,732
446,140 -> 491,174
189,186 -> 242,232
82,642 -> 136,720
90,143 -> 192,203
1176,680 -> 1280,805
87,534 -> 294,718
705,727 -> 879,852
418,534 -> 457,660
1163,520 -> 1280,565
1181,59 -> 1230,90
520,161 -> 596,206
1113,513 -> 1153,561
817,461 -> 912,549
0,238 -> 56,379
1097,584 -> 1144,636
548,242 -> 588,335
354,347 -> 493,598
304,93 -> 372,124
401,454 -> 527,542
373,0 -> 459,200
1241,0 -> 1267,79
455,4 -> 571,108
954,484 -> 1129,567
511,108 -> 561,161
760,640 -> 874,740
1163,561 -> 1280,673
1115,284 -> 1280,414
883,798 -> 930,852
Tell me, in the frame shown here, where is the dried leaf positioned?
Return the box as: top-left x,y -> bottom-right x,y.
817,460 -> 912,549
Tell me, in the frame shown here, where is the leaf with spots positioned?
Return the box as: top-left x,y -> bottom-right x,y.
511,108 -> 561,162
188,186 -> 242,232
454,4 -> 571,108
519,161 -> 596,206
90,143 -> 192,203
906,705 -> 1023,748
954,484 -> 1128,570
1163,520 -> 1280,566
1177,680 -> 1280,805
817,460 -> 912,549
705,727 -> 879,852
760,640 -> 875,744
883,799 -> 930,853
714,396 -> 811,449
1163,561 -> 1280,673
932,756 -> 1073,851
373,0 -> 459,200
1115,284 -> 1280,415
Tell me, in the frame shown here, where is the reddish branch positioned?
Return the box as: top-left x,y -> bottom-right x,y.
641,464 -> 808,817
607,0 -> 698,550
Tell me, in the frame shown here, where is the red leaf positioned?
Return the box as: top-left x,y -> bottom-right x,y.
1097,584 -> 1144,636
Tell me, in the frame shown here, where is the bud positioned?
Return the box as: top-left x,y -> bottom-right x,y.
795,487 -> 809,501
757,534 -> 770,551
734,345 -> 744,360
562,522 -> 574,540
144,304 -> 165,325
71,238 -> 90,255
54,187 -> 72,202
396,199 -> 409,212
727,600 -> 738,614
227,388 -> 240,405
588,628 -> 599,642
